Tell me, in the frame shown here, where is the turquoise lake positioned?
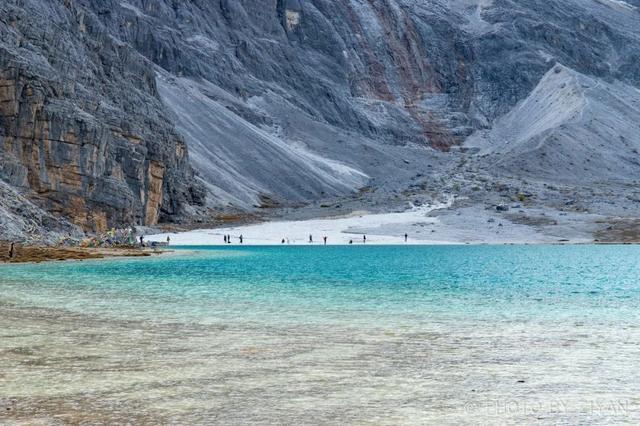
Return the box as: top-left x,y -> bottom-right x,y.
1,245 -> 640,424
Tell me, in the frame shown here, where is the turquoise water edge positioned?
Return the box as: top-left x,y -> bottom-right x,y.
1,245 -> 640,423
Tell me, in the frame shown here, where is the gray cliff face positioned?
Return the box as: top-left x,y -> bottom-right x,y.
0,0 -> 639,239
87,0 -> 639,134
0,0 -> 204,236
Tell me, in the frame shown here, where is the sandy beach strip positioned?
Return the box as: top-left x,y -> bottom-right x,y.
146,197 -> 608,246
0,243 -> 165,264
146,199 -> 470,246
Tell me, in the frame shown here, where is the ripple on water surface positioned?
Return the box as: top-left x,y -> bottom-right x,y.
1,245 -> 640,423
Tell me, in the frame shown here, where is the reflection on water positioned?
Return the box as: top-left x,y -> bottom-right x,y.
1,246 -> 640,424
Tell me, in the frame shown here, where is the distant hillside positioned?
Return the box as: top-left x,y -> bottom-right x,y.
1,0 -> 639,241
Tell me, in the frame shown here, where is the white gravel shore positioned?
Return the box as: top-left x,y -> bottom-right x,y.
147,198 -> 598,246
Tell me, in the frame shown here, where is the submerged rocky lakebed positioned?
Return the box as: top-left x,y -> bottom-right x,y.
1,245 -> 639,424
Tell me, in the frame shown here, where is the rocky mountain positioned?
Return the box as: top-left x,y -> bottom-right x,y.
1,0 -> 639,241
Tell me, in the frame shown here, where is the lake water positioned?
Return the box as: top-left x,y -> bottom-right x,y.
1,245 -> 639,424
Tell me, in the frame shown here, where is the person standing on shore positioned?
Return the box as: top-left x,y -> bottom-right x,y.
224,235 -> 227,244
227,235 -> 232,244
404,233 -> 408,243
9,242 -> 15,259
239,235 -> 243,244
363,235 -> 366,244
309,235 -> 313,244
323,236 -> 327,245
167,236 -> 171,245
139,235 -> 144,247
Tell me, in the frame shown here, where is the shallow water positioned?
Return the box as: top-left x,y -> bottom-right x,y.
1,245 -> 639,424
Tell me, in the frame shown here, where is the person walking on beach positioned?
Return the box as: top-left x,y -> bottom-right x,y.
239,235 -> 243,244
363,235 -> 366,244
404,233 -> 408,243
323,236 -> 327,245
309,234 -> 313,244
227,235 -> 232,244
224,235 -> 227,244
140,235 -> 145,247
9,242 -> 15,259
282,238 -> 286,244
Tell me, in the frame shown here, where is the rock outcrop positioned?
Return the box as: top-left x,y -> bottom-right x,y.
0,0 -> 203,237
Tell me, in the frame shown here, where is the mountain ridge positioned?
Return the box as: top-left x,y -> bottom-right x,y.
467,64 -> 640,184
1,0 -> 639,242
